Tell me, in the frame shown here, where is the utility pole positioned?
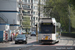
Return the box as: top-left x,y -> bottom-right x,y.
35,24 -> 38,41
36,0 -> 40,41
69,4 -> 71,33
39,0 -> 40,21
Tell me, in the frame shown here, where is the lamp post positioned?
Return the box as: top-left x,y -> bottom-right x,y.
39,0 -> 40,21
69,4 -> 71,33
35,0 -> 40,41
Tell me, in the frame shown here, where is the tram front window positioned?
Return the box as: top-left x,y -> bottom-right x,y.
39,23 -> 55,33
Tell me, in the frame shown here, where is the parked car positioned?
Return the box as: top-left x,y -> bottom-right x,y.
31,31 -> 36,36
15,34 -> 27,44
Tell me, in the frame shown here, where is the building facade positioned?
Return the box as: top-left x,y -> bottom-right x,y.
19,0 -> 33,32
40,0 -> 46,18
0,0 -> 21,33
0,0 -> 46,33
31,0 -> 39,31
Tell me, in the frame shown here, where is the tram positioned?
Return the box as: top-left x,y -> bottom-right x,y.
38,18 -> 61,43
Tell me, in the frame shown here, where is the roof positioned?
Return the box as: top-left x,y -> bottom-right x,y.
39,18 -> 56,23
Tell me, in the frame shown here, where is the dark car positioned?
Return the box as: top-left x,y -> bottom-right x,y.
15,34 -> 27,44
31,31 -> 36,36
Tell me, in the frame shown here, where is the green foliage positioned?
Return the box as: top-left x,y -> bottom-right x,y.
61,32 -> 68,33
71,32 -> 75,34
38,0 -> 75,32
70,7 -> 75,29
44,0 -> 69,31
22,17 -> 30,28
68,0 -> 75,8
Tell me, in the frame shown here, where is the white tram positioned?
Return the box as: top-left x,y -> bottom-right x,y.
38,18 -> 61,43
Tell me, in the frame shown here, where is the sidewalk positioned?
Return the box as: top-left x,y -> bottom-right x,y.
0,40 -> 14,44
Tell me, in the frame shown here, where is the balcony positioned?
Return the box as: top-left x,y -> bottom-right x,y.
23,13 -> 32,16
23,7 -> 32,10
22,2 -> 33,5
19,13 -> 23,16
18,0 -> 23,4
20,19 -> 23,21
19,7 -> 23,10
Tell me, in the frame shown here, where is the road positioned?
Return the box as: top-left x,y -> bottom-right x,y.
0,36 -> 75,50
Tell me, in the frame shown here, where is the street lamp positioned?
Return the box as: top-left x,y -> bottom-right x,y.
69,4 -> 71,33
39,0 -> 40,21
35,0 -> 40,41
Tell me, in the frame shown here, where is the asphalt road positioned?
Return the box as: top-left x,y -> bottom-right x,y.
0,35 -> 75,50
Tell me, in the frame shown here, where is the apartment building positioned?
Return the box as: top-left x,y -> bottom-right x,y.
0,0 -> 46,32
40,0 -> 46,18
19,0 -> 33,32
31,0 -> 39,31
0,0 -> 21,33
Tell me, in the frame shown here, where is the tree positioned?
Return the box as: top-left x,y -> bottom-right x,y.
68,0 -> 75,32
44,0 -> 69,32
68,0 -> 75,8
22,17 -> 30,30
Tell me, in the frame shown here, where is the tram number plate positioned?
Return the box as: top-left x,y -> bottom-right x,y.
45,36 -> 48,40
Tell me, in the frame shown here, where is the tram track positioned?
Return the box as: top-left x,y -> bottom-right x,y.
55,38 -> 75,46
19,37 -> 75,50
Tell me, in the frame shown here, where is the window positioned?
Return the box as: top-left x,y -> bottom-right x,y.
27,11 -> 30,14
35,6 -> 38,9
33,6 -> 37,9
22,5 -> 30,8
31,11 -> 33,14
18,15 -> 20,21
33,17 -> 35,20
31,0 -> 33,3
18,4 -> 20,7
32,23 -> 35,26
22,10 -> 30,14
36,12 -> 38,15
25,0 -> 27,2
33,0 -> 38,4
22,0 -> 25,2
33,6 -> 35,9
36,17 -> 38,20
31,6 -> 33,9
33,12 -> 35,15
28,0 -> 30,3
32,17 -> 35,20
22,5 -> 24,7
28,5 -> 30,8
19,10 -> 21,13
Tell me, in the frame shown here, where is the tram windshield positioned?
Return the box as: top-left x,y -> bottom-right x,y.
39,23 -> 55,34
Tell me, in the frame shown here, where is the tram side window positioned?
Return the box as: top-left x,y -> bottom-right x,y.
56,26 -> 60,35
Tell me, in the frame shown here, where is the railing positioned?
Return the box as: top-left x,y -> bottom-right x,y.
23,7 -> 32,10
19,0 -> 23,4
22,2 -> 32,5
0,13 -> 8,23
23,13 -> 33,16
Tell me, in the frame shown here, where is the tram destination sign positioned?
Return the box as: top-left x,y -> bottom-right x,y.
42,23 -> 52,25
